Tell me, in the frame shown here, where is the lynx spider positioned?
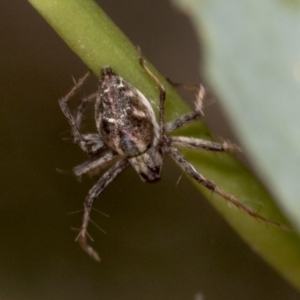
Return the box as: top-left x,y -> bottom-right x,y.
59,49 -> 288,261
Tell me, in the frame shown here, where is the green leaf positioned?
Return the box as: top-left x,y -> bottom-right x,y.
29,0 -> 300,290
172,0 -> 300,290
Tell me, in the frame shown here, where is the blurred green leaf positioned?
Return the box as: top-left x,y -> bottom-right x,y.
172,0 -> 300,290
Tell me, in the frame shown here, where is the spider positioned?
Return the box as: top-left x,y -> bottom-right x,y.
59,48 -> 288,261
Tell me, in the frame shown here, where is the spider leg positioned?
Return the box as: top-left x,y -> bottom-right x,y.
165,85 -> 205,133
80,133 -> 106,155
75,92 -> 97,129
169,136 -> 241,153
137,47 -> 166,151
167,146 -> 291,231
73,151 -> 118,177
167,79 -> 202,91
77,159 -> 129,261
74,92 -> 107,155
59,71 -> 101,155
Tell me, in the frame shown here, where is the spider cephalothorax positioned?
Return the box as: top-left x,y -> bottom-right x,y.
59,49 -> 288,261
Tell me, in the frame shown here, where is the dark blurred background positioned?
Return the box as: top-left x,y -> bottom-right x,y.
1,1 -> 299,299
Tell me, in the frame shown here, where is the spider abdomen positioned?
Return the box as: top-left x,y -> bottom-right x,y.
95,67 -> 159,157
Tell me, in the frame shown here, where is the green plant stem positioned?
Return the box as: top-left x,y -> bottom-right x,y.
29,0 -> 300,289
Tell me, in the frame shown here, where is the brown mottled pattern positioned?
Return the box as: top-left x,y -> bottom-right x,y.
95,67 -> 156,157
